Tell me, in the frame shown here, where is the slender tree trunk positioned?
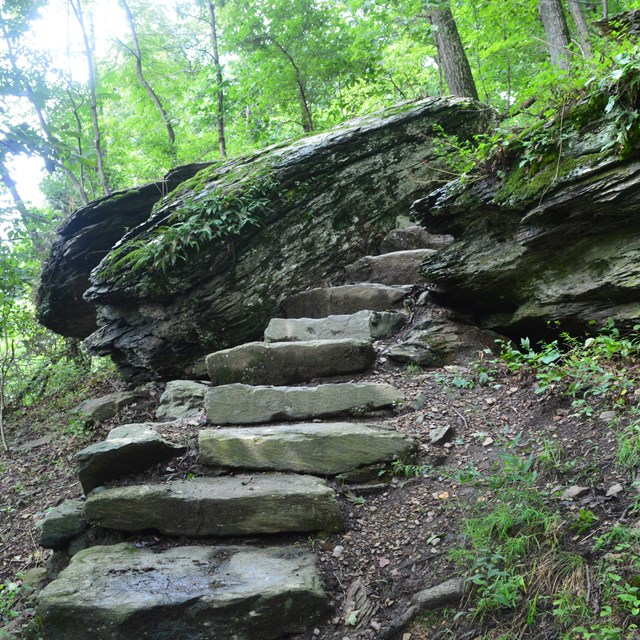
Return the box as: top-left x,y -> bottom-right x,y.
0,22 -> 89,204
265,35 -> 314,132
207,1 -> 227,158
602,0 -> 608,20
0,155 -> 48,251
568,0 -> 593,57
66,85 -> 87,196
70,0 -> 110,195
428,4 -> 479,100
538,0 -> 572,70
120,0 -> 176,153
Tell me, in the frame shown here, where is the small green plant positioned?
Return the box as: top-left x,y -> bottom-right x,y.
570,509 -> 599,534
390,459 -> 432,477
617,421 -> 640,474
402,363 -> 422,376
0,581 -> 21,624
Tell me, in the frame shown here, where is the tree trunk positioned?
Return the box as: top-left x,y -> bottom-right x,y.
538,0 -> 572,70
568,0 -> 593,57
428,4 -> 479,101
70,0 -> 110,195
120,0 -> 176,153
602,0 -> 608,20
0,21 -> 89,204
265,35 -> 314,132
207,1 -> 227,158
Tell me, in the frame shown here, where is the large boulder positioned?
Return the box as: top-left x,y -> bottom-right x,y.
413,100 -> 640,337
38,98 -> 491,381
37,164 -> 212,339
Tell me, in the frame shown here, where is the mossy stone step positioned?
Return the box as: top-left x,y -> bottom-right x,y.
38,543 -> 327,640
264,310 -> 406,343
198,422 -> 416,474
205,383 -> 404,425
84,474 -> 344,536
205,339 -> 375,386
282,283 -> 410,319
344,249 -> 435,285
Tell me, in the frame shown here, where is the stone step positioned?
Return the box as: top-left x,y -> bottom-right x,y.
264,310 -> 406,343
380,225 -> 453,253
344,249 -> 435,285
76,424 -> 187,495
156,379 -> 210,421
198,422 -> 416,475
39,543 -> 327,640
205,339 -> 375,386
205,382 -> 404,425
84,474 -> 344,536
282,283 -> 410,319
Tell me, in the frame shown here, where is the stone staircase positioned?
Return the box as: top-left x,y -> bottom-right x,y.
36,224 -> 464,640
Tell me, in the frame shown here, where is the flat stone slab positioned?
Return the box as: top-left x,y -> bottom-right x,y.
206,339 -> 375,386
264,310 -> 406,342
380,226 -> 453,253
282,283 -> 410,318
38,498 -> 87,550
73,390 -> 146,424
38,543 -> 327,640
344,249 -> 435,285
76,424 -> 187,494
84,474 -> 344,536
155,380 -> 210,421
206,383 -> 404,425
198,422 -> 416,474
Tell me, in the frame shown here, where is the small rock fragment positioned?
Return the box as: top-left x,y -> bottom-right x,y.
561,486 -> 589,500
430,424 -> 453,445
606,483 -> 623,497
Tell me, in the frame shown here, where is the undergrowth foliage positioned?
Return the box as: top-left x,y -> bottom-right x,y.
499,320 -> 640,416
95,170 -> 280,287
411,321 -> 640,639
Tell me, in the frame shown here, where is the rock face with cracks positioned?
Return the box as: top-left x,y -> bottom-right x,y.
37,98 -> 492,381
37,163 -> 211,340
413,118 -> 640,337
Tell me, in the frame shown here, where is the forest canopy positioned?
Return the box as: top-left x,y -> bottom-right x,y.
1,0 -> 640,440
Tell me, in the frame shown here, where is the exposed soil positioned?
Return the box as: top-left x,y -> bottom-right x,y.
0,338 -> 638,640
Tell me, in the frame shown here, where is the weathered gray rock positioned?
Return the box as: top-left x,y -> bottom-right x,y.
344,249 -> 435,285
380,226 -> 454,253
206,339 -> 376,386
386,321 -> 497,367
206,383 -> 404,425
76,423 -> 187,494
430,424 -> 453,445
73,390 -> 146,423
84,474 -> 344,536
264,310 -> 406,342
282,283 -> 411,318
413,105 -> 640,336
39,98 -> 491,381
38,499 -> 87,550
38,543 -> 327,640
155,380 -> 209,421
37,164 -> 212,340
198,422 -> 415,474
